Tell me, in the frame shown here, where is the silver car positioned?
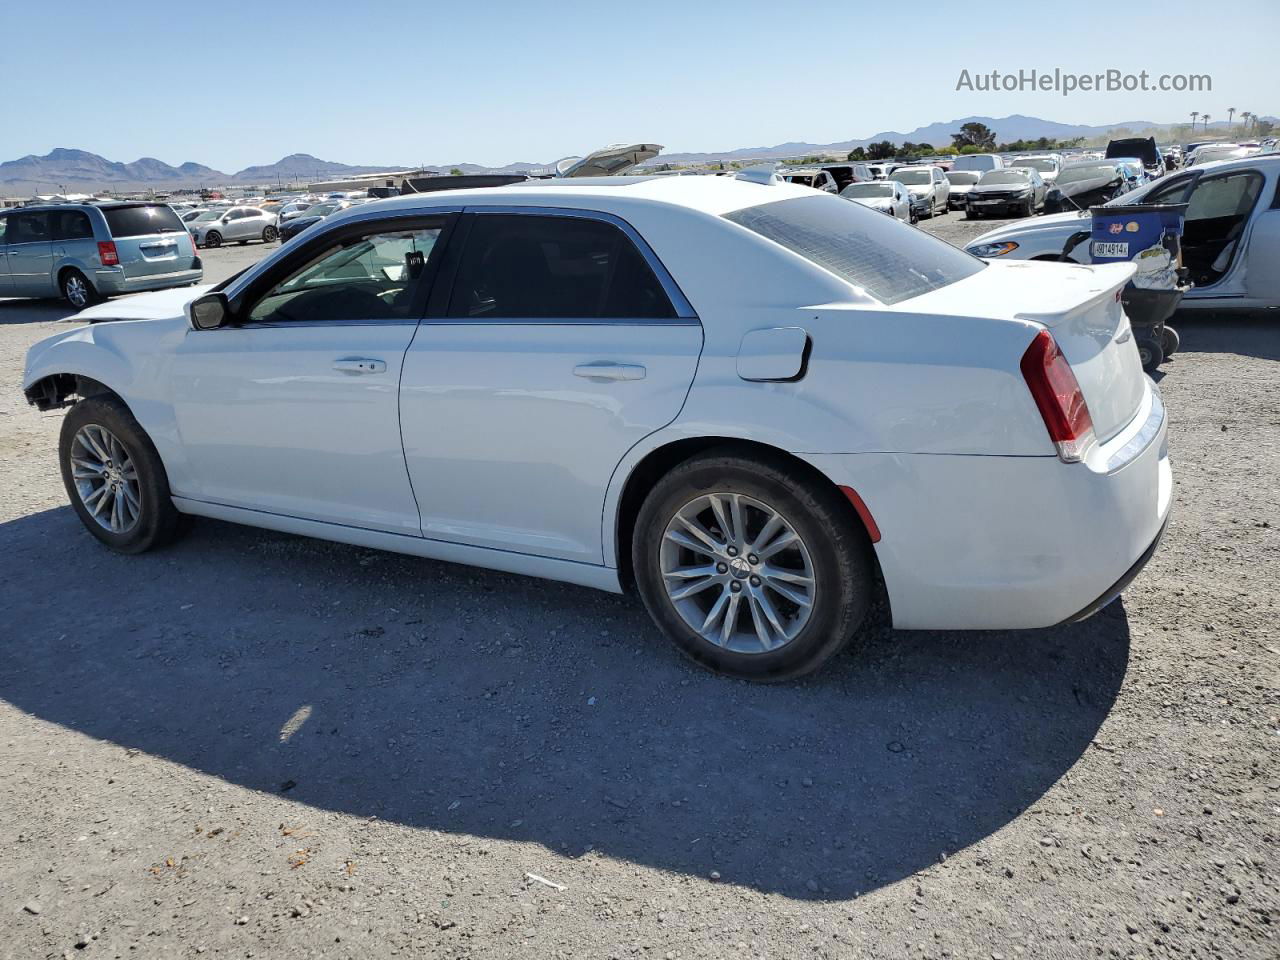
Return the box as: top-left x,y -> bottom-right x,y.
839,180 -> 914,222
188,206 -> 279,249
0,203 -> 202,308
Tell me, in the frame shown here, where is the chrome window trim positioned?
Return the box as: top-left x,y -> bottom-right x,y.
458,204 -> 699,321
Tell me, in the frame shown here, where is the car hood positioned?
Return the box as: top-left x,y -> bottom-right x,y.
966,210 -> 1091,250
1057,173 -> 1122,197
904,185 -> 932,197
971,182 -> 1031,195
72,284 -> 213,323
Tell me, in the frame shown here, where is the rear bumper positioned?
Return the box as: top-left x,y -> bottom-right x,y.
1058,510 -> 1169,624
94,266 -> 203,295
803,380 -> 1171,629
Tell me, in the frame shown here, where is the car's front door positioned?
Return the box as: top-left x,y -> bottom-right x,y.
400,209 -> 703,564
169,216 -> 450,534
5,211 -> 53,296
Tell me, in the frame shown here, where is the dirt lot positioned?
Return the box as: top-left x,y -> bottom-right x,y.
1,224 -> 1276,960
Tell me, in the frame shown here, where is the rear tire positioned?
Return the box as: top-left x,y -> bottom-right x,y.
60,268 -> 100,309
59,396 -> 187,554
262,225 -> 278,242
632,452 -> 874,681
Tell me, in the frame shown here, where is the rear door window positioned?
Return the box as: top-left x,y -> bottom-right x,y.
446,213 -> 677,320
724,195 -> 984,304
103,205 -> 185,238
51,210 -> 95,241
8,212 -> 50,244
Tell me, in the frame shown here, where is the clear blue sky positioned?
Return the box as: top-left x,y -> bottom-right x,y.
3,0 -> 1275,172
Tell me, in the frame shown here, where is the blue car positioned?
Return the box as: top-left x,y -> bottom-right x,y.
0,202 -> 202,308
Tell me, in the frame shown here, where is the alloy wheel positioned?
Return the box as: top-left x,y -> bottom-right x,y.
659,492 -> 816,653
69,424 -> 142,534
65,274 -> 88,307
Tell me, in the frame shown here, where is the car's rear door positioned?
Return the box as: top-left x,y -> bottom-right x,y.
399,208 -> 702,564
169,215 -> 451,534
0,214 -> 11,294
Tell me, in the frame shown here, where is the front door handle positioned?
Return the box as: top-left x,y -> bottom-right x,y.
573,361 -> 647,382
333,357 -> 387,374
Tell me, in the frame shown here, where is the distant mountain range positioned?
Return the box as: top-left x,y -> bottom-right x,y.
4,114 -> 1273,194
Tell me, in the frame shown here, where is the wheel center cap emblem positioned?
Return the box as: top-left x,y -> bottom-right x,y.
729,557 -> 752,579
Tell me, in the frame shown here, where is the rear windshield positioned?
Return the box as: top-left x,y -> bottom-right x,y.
724,195 -> 984,304
1015,158 -> 1058,172
103,205 -> 185,238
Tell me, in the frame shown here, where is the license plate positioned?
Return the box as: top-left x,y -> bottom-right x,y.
1092,241 -> 1129,258
972,199 -> 998,206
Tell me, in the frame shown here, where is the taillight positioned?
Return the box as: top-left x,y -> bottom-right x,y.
97,241 -> 119,266
1020,329 -> 1094,463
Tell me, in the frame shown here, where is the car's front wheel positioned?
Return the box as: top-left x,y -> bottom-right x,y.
203,230 -> 222,248
59,396 -> 188,554
633,452 -> 874,681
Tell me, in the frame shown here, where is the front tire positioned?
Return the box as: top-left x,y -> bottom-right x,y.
632,452 -> 874,681
204,230 -> 222,248
60,269 -> 100,309
59,396 -> 187,554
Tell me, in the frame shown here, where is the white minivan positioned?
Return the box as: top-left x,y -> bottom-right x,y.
951,154 -> 1006,173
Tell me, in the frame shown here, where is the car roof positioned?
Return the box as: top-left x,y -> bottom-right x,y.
328,174 -> 821,223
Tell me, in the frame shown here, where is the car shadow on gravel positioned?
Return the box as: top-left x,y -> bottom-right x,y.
0,506 -> 1131,901
1169,310 -> 1280,361
0,299 -> 76,325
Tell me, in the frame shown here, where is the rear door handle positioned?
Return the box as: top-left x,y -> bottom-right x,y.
573,361 -> 647,382
333,357 -> 387,374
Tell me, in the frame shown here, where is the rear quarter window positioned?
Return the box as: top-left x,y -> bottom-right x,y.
724,195 -> 985,304
103,205 -> 185,238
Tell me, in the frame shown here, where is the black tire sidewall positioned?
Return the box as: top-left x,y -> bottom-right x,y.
206,231 -> 222,247
59,397 -> 181,554
632,455 -> 873,681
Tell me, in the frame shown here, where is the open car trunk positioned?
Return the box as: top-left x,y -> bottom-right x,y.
555,143 -> 662,178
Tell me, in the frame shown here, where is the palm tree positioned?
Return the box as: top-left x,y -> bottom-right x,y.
1227,107 -> 1236,132
1202,113 -> 1211,132
1190,110 -> 1199,132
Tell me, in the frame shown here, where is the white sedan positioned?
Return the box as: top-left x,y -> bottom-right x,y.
23,174 -> 1170,680
838,179 -> 913,222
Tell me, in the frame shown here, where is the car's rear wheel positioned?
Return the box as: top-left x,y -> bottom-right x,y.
204,230 -> 222,248
262,225 -> 278,242
59,396 -> 188,554
60,269 -> 100,309
633,452 -> 874,681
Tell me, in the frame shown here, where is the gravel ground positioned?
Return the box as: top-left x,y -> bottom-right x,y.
1,224 -> 1276,960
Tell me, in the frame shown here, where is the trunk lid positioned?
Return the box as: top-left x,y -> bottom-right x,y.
554,143 -> 662,178
911,259 -> 1146,444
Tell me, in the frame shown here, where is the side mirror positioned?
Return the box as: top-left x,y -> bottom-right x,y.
189,293 -> 230,331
